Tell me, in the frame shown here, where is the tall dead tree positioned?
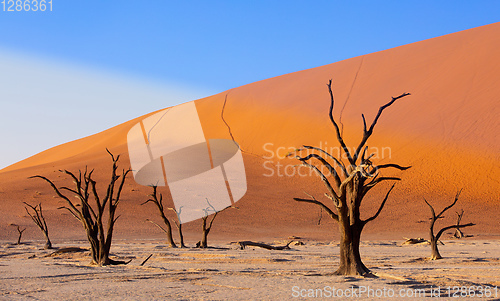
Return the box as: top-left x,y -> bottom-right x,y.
424,190 -> 475,260
142,186 -> 186,248
24,202 -> 53,249
30,150 -> 130,266
292,80 -> 411,275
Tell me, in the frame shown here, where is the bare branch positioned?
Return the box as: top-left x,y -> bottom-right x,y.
361,114 -> 367,133
296,153 -> 341,188
363,184 -> 395,224
361,146 -> 368,162
113,169 -> 131,207
301,145 -> 349,178
298,161 -> 339,200
436,223 -> 475,241
23,202 -> 44,229
146,219 -> 169,234
60,185 -> 97,221
207,211 -> 219,232
436,189 -> 463,219
106,148 -> 115,162
363,176 -> 401,197
423,198 -> 436,221
323,192 -> 340,207
376,163 -> 412,171
141,199 -> 154,206
57,206 -> 81,221
327,79 -> 355,165
29,175 -> 81,218
294,195 -> 339,221
140,254 -> 153,266
353,92 -> 411,163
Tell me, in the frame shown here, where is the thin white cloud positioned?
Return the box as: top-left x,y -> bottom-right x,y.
0,49 -> 213,170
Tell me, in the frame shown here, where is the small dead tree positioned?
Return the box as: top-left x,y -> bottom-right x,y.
196,199 -> 235,248
453,209 -> 465,238
291,79 -> 411,275
142,186 -> 186,248
30,150 -> 130,266
197,202 -> 219,249
169,207 -> 186,248
424,190 -> 475,260
10,224 -> 26,245
24,202 -> 53,249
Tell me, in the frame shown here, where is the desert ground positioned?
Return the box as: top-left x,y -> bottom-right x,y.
1,237 -> 499,300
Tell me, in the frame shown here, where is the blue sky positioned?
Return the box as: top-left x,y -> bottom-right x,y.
0,1 -> 498,169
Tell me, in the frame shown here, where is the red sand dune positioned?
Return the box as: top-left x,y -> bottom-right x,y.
1,23 -> 499,243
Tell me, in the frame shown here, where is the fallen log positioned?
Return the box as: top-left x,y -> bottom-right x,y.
238,241 -> 293,250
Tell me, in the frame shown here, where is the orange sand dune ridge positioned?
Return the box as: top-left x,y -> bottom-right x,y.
1,23 -> 498,242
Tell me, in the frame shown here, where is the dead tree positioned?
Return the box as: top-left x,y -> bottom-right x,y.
168,207 -> 186,248
197,206 -> 219,249
10,224 -> 26,245
30,149 -> 130,266
24,202 -> 53,249
424,190 -> 475,260
142,186 -> 186,248
291,79 -> 411,275
453,209 -> 465,238
238,241 -> 293,250
196,199 -> 235,248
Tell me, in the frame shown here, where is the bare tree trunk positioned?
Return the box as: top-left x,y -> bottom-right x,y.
142,186 -> 177,248
335,219 -> 370,275
429,237 -> 442,260
159,215 -> 176,248
453,210 -> 465,238
199,215 -> 210,248
44,236 -> 52,249
176,222 -> 187,248
197,200 -> 236,248
87,232 -> 101,265
198,211 -> 219,248
12,225 -> 26,245
168,207 -> 187,248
